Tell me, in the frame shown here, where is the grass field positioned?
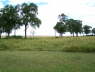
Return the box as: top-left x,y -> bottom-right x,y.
0,51 -> 95,72
0,36 -> 95,52
0,36 -> 95,72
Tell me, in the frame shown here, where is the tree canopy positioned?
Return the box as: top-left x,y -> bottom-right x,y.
54,22 -> 66,37
54,13 -> 67,37
21,3 -> 41,38
83,25 -> 92,36
0,3 -> 41,38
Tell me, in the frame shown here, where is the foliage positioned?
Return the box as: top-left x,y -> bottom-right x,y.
54,22 -> 66,36
21,3 -> 41,38
66,19 -> 75,36
55,13 -> 83,37
0,3 -> 41,38
0,5 -> 21,37
83,25 -> 92,35
73,20 -> 82,36
0,12 -> 4,38
58,13 -> 68,22
92,28 -> 95,35
5,35 -> 23,39
54,13 -> 67,37
66,19 -> 82,36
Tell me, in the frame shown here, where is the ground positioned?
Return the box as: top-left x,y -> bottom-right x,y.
0,37 -> 95,72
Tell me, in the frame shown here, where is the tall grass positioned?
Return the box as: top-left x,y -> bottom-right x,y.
0,36 -> 95,52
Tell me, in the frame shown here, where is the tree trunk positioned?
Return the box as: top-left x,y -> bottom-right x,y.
0,33 -> 1,39
73,33 -> 74,37
60,33 -> 63,37
83,32 -> 84,36
76,33 -> 78,37
92,33 -> 93,36
14,29 -> 16,36
55,31 -> 57,38
25,24 -> 27,38
8,33 -> 10,37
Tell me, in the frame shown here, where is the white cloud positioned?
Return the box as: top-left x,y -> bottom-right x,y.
0,2 -> 4,8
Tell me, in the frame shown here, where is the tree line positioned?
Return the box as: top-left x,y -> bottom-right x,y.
54,13 -> 95,37
0,3 -> 41,38
0,3 -> 95,38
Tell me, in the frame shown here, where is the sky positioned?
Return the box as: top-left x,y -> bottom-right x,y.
0,0 -> 95,36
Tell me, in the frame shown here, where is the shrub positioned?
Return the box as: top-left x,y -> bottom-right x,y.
5,35 -> 23,39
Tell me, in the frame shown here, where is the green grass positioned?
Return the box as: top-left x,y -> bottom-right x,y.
0,51 -> 95,72
0,37 -> 95,72
0,36 -> 95,52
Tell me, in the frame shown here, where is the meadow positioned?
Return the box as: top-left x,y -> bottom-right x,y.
0,36 -> 95,72
0,36 -> 95,52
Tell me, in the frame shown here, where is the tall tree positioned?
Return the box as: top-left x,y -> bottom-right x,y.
66,19 -> 82,37
66,19 -> 75,36
92,28 -> 95,36
54,13 -> 67,37
83,25 -> 92,36
73,20 -> 82,36
13,4 -> 22,36
21,3 -> 41,38
58,13 -> 67,22
1,5 -> 21,37
54,22 -> 66,37
0,12 -> 4,38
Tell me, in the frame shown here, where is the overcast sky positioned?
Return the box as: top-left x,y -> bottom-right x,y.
0,0 -> 95,36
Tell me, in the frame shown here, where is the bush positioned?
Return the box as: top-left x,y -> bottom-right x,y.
5,35 -> 23,39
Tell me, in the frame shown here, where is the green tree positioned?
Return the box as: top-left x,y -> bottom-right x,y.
13,4 -> 22,36
21,3 -> 41,38
66,19 -> 75,36
74,20 -> 82,36
83,25 -> 92,36
1,5 -> 21,37
54,22 -> 66,37
66,19 -> 82,37
58,13 -> 67,22
92,28 -> 95,36
0,11 -> 4,38
54,13 -> 67,37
